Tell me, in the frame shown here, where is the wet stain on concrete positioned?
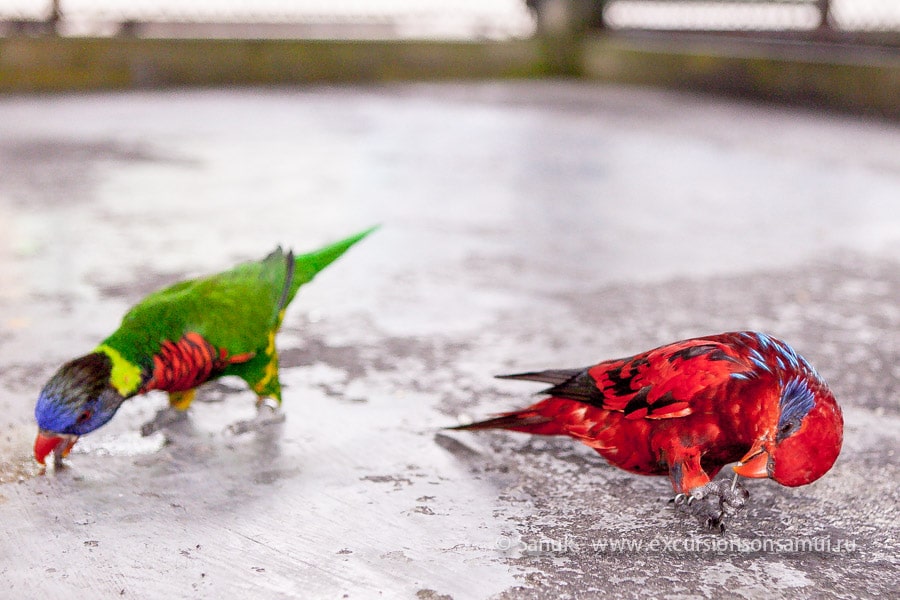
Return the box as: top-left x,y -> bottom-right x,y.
0,139 -> 174,207
91,268 -> 192,303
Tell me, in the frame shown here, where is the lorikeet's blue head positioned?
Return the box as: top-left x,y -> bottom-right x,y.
34,352 -> 126,465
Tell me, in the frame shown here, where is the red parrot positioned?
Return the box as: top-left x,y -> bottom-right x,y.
454,331 -> 843,530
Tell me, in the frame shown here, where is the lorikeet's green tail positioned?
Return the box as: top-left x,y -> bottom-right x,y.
285,226 -> 378,308
248,225 -> 377,406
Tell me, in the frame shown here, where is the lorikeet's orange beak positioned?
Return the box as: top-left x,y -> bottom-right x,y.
733,439 -> 772,478
34,431 -> 78,465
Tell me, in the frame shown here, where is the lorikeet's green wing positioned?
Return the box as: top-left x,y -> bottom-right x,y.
97,248 -> 291,397
97,227 -> 376,404
240,226 -> 379,402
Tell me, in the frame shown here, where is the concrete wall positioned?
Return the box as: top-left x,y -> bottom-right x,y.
583,35 -> 900,119
1,35 -> 898,118
0,37 -> 550,90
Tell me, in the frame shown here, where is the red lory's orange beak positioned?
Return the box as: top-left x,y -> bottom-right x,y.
733,439 -> 772,478
34,430 -> 78,465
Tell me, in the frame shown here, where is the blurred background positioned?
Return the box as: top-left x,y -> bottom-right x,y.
2,1 -> 899,117
2,0 -> 900,39
1,2 -> 899,599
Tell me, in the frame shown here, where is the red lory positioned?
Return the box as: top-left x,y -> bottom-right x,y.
34,227 -> 375,467
454,331 -> 843,530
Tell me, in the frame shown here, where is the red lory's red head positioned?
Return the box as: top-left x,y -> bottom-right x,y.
34,353 -> 126,465
734,376 -> 843,487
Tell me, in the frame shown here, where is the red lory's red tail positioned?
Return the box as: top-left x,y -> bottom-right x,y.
450,408 -> 564,435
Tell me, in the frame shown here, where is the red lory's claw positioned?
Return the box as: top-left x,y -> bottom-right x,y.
673,478 -> 748,531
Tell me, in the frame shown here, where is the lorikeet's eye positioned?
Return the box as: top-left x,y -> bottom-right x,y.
76,410 -> 92,425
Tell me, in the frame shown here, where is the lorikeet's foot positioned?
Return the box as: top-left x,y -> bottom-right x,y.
226,398 -> 285,435
673,476 -> 750,532
140,406 -> 188,437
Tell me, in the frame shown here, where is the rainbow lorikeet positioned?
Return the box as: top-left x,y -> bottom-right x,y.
34,227 -> 376,467
454,331 -> 843,530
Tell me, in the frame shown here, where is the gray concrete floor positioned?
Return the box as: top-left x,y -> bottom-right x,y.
0,82 -> 898,599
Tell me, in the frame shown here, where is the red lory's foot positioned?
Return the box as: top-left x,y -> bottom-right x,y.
226,398 -> 285,435
673,476 -> 750,532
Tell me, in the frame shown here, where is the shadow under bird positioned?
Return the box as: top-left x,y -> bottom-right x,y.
34,227 -> 376,467
454,331 -> 843,530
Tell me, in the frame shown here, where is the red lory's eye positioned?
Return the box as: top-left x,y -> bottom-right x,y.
76,410 -> 92,424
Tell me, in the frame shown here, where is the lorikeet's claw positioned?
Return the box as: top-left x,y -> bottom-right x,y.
226,398 -> 285,435
673,476 -> 750,532
140,406 -> 188,437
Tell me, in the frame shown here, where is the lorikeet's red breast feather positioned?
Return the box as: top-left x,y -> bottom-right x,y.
139,332 -> 254,394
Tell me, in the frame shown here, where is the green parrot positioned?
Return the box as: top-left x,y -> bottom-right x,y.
34,227 -> 375,466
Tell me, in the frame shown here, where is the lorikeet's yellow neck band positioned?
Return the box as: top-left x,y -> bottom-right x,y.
96,344 -> 143,397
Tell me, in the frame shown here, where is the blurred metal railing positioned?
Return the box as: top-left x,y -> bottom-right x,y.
528,0 -> 900,38
1,0 -> 898,41
0,0 -> 533,39
603,0 -> 900,32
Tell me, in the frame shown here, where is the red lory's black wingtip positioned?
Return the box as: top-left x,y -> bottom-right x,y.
496,368 -> 597,403
495,369 -> 584,385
